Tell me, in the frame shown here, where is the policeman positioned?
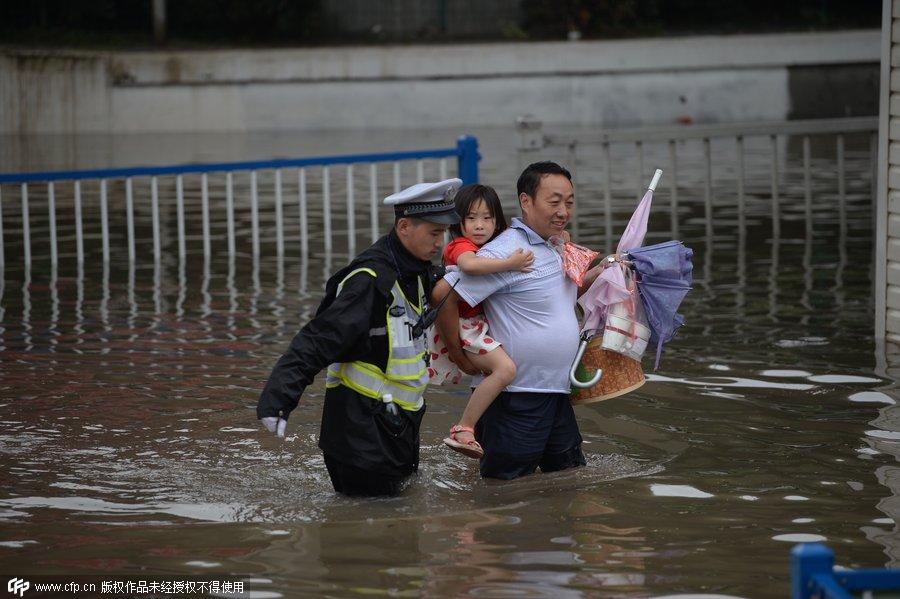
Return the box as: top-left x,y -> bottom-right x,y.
257,178 -> 462,497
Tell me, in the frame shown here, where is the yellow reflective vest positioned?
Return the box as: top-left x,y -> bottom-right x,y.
325,268 -> 429,411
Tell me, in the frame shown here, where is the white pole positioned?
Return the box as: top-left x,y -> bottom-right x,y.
226,172 -> 235,259
151,176 -> 161,265
370,163 -> 378,242
275,169 -> 284,257
250,170 -> 260,258
803,135 -> 812,239
298,169 -> 308,259
21,184 -> 31,268
837,135 -> 847,241
48,182 -> 58,267
176,174 -> 186,261
323,167 -> 332,258
347,165 -> 356,257
201,173 -> 210,261
74,180 -> 84,264
100,179 -> 110,263
126,178 -> 135,263
771,135 -> 781,240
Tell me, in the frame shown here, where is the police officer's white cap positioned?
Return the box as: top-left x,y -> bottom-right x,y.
384,178 -> 462,225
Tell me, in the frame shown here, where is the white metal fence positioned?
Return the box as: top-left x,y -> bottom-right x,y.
0,137 -> 481,272
518,116 -> 878,253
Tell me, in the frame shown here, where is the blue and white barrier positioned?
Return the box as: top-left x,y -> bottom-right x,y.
792,543 -> 900,599
0,135 -> 481,269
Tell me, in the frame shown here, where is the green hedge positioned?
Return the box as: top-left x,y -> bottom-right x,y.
0,0 -> 880,48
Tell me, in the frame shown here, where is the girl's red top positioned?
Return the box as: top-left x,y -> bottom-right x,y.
443,237 -> 483,318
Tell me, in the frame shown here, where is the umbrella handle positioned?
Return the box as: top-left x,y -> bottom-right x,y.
569,336 -> 603,388
648,169 -> 663,192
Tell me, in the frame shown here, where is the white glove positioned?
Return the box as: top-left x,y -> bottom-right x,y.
261,416 -> 288,437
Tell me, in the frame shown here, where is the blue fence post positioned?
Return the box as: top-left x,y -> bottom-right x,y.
792,543 -> 833,599
457,135 -> 480,185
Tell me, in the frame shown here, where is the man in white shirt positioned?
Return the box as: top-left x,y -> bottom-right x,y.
435,162 -> 603,480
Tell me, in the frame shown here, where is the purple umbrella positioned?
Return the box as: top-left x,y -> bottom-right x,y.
571,169 -> 662,388
577,170 -> 660,336
570,169 -> 693,388
623,240 -> 693,370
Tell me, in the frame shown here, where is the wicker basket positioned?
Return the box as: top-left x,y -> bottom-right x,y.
571,335 -> 645,405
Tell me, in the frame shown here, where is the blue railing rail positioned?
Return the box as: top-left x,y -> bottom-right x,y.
792,543 -> 900,599
0,135 -> 480,185
0,135 -> 480,269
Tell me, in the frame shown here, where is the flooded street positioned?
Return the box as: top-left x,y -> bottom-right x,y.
0,125 -> 897,598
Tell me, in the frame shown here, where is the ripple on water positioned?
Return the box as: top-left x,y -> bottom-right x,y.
807,375 -> 882,384
772,533 -> 827,543
0,440 -> 664,525
759,369 -> 812,377
0,540 -> 38,548
645,373 -> 814,391
865,430 -> 900,441
849,391 -> 896,404
0,496 -> 244,523
650,484 -> 714,499
775,337 -> 829,348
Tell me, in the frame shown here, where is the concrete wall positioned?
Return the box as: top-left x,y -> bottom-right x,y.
0,30 -> 880,135
0,52 -> 110,135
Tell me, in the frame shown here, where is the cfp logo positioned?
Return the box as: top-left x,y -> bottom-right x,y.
7,578 -> 29,597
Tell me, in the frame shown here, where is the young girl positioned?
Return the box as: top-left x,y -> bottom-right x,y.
429,184 -> 534,459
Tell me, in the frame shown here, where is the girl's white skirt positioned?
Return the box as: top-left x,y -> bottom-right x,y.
427,313 -> 501,385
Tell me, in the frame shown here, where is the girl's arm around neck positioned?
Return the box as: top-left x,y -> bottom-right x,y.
456,248 -> 534,275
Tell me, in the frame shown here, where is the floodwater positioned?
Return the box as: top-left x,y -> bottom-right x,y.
0,125 -> 898,598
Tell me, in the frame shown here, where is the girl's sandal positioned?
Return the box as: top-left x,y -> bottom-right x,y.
443,424 -> 484,459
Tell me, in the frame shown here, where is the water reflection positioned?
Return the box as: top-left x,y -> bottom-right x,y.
176,259 -> 187,319
74,263 -> 84,351
249,256 -> 261,333
649,484 -> 713,499
20,266 -> 31,351
272,256 -> 285,339
127,262 -> 137,335
0,128 -> 894,598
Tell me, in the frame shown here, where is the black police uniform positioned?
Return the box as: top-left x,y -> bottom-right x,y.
257,230 -> 440,496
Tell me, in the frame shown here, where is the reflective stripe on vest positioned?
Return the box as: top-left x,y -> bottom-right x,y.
337,268 -> 378,294
326,271 -> 428,411
325,362 -> 425,410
